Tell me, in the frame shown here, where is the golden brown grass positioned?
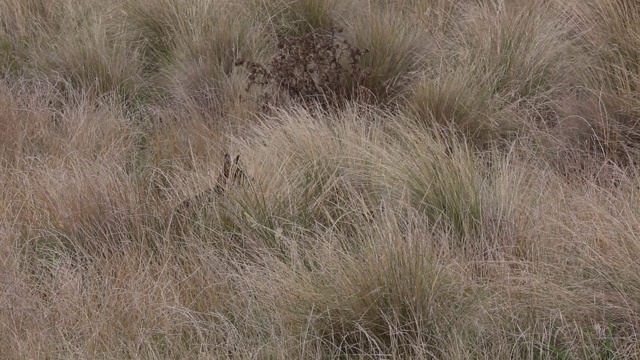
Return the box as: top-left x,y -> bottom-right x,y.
2,0 -> 640,358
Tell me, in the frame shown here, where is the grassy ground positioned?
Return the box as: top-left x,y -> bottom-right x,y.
2,0 -> 640,358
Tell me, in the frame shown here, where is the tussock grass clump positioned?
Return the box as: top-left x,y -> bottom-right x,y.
552,0 -> 640,169
409,65 -> 499,145
0,0 -> 66,73
575,0 -> 640,95
38,18 -> 142,102
347,6 -> 428,104
210,106 -> 388,256
0,83 -> 51,165
457,0 -> 572,102
409,0 -> 575,145
401,128 -> 484,243
271,211 -> 476,358
246,0 -> 341,37
3,1 -> 144,102
125,0 -> 263,117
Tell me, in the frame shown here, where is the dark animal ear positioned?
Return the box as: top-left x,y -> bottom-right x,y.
223,153 -> 232,180
232,155 -> 243,184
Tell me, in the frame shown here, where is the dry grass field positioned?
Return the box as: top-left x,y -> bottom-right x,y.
2,0 -> 640,358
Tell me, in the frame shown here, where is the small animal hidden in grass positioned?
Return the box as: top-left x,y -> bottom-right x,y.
180,153 -> 248,207
215,153 -> 249,193
168,153 -> 250,232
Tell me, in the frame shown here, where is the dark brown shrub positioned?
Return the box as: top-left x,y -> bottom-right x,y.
236,27 -> 371,110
